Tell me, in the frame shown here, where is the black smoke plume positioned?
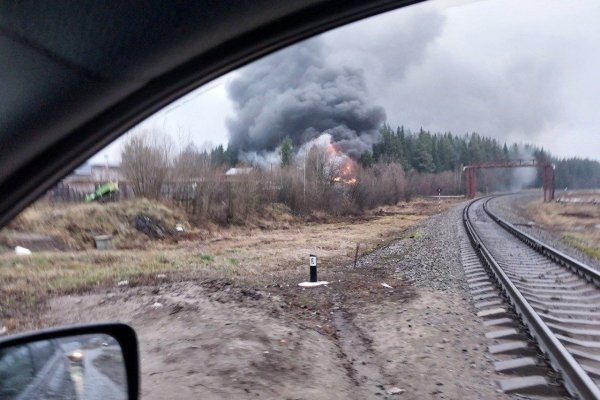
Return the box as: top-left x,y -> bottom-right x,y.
226,40 -> 386,162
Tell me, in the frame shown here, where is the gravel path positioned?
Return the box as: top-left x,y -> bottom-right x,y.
355,202 -> 516,399
489,193 -> 600,270
359,201 -> 469,292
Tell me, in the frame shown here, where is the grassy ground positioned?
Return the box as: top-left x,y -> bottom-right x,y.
0,198 -> 457,331
525,194 -> 600,260
2,198 -> 189,250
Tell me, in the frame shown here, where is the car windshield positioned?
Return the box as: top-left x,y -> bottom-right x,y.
2,0 -> 600,398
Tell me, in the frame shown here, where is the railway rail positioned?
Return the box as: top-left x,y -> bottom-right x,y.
464,196 -> 600,399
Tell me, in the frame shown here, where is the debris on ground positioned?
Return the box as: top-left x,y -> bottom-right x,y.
169,304 -> 183,315
387,387 -> 405,395
14,246 -> 31,255
117,280 -> 129,286
298,281 -> 329,288
132,214 -> 172,239
381,283 -> 393,289
151,302 -> 163,309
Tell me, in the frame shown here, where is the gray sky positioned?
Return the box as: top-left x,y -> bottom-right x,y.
93,0 -> 600,164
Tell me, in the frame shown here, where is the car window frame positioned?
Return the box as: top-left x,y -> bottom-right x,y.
0,0 -> 424,229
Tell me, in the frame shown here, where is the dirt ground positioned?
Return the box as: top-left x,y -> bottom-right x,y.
2,198 -> 514,399
0,200 -> 440,332
43,258 -> 503,399
46,281 -> 387,399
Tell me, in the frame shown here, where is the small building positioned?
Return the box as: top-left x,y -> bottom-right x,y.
63,162 -> 124,192
50,162 -> 132,201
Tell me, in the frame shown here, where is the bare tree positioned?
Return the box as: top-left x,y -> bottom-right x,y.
173,143 -> 210,180
120,130 -> 172,199
305,144 -> 328,184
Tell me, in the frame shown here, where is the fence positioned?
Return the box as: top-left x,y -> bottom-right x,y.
48,183 -> 87,202
48,182 -> 134,203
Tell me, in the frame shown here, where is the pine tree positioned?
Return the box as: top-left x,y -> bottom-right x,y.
360,150 -> 373,168
280,136 -> 293,167
413,129 -> 435,172
210,145 -> 226,167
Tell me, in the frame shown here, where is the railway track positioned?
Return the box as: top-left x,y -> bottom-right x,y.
464,196 -> 600,399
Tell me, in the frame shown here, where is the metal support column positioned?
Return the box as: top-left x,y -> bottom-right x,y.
543,164 -> 555,202
466,167 -> 476,199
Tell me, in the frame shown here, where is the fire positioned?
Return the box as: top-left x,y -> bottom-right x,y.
328,143 -> 358,185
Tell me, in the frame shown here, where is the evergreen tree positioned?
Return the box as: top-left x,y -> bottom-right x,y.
280,136 -> 293,167
359,150 -> 373,168
210,145 -> 227,167
413,129 -> 435,172
225,145 -> 239,166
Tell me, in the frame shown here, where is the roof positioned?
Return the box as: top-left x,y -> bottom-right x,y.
225,167 -> 254,176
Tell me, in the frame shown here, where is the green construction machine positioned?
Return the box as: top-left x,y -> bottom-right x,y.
85,181 -> 119,203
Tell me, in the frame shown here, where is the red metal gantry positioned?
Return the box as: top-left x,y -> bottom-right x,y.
463,160 -> 555,202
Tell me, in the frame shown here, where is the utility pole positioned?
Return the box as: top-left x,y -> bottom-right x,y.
303,155 -> 306,205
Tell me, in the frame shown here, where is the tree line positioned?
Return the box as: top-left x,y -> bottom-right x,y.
118,126 -> 600,225
136,123 -> 598,192
360,123 -> 600,190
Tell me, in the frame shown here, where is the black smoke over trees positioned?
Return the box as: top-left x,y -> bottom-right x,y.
226,40 -> 386,162
222,31 -> 600,193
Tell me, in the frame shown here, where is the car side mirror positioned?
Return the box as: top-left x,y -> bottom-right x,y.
0,323 -> 139,399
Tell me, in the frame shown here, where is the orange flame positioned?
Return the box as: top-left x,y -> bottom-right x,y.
327,143 -> 358,185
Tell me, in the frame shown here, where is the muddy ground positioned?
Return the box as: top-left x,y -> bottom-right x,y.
40,203 -> 511,400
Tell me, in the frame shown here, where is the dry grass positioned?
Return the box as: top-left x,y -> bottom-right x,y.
2,199 -> 189,250
525,195 -> 600,260
563,234 -> 600,260
0,198 -> 458,330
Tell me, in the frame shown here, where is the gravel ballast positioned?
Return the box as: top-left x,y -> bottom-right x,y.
489,193 -> 600,271
354,202 -> 516,399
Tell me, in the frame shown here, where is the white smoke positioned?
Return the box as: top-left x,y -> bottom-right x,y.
510,167 -> 538,192
238,150 -> 281,169
239,133 -> 337,169
509,148 -> 539,191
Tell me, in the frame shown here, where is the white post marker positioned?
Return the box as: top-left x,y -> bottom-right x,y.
309,254 -> 317,282
299,254 -> 329,287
